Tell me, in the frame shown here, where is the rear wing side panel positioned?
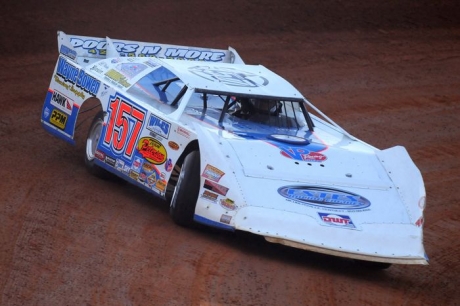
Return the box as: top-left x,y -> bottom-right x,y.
57,31 -> 244,65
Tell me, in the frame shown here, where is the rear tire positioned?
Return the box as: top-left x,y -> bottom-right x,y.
84,111 -> 111,179
169,150 -> 200,226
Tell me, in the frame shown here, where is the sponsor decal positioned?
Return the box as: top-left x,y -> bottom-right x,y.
202,164 -> 225,182
95,150 -> 106,161
53,75 -> 86,100
55,57 -> 101,96
132,157 -> 143,171
147,173 -> 157,186
220,214 -> 232,224
70,37 -> 226,60
117,63 -> 147,78
318,213 -> 356,229
105,155 -> 116,167
168,141 -> 179,151
70,38 -> 144,57
164,158 -> 173,172
105,69 -> 131,88
220,198 -> 237,211
297,151 -> 327,162
56,58 -> 79,83
278,186 -> 371,211
144,59 -> 160,68
100,83 -> 109,97
203,179 -> 229,196
59,44 -> 77,60
43,107 -> 50,118
70,38 -> 107,55
189,66 -> 269,87
115,159 -> 125,171
89,65 -> 104,74
142,162 -> 155,173
164,48 -> 225,61
122,164 -> 130,173
50,109 -> 67,129
137,137 -> 167,165
50,90 -> 73,115
155,179 -> 166,192
277,145 -> 327,163
176,126 -> 191,138
137,163 -> 161,187
201,190 -> 219,202
147,114 -> 171,139
139,171 -> 147,182
129,170 -> 139,180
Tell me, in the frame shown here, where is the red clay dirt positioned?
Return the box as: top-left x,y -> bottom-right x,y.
1,1 -> 459,305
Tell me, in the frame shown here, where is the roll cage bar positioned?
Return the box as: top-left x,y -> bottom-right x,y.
195,89 -> 315,131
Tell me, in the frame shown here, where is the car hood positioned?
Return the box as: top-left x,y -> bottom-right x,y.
227,135 -> 392,190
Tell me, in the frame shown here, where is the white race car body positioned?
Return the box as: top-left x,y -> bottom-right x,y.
41,32 -> 428,266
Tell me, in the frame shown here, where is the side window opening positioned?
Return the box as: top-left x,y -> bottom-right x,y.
127,67 -> 187,114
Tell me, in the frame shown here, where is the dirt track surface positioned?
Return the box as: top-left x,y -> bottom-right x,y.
1,1 -> 459,305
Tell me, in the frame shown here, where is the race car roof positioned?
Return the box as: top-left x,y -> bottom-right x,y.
156,58 -> 305,100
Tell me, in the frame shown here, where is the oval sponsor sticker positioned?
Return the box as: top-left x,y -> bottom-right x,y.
137,137 -> 167,165
168,141 -> 179,150
278,186 -> 371,210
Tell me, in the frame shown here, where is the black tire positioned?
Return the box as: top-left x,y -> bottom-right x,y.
169,150 -> 200,226
84,111 -> 111,179
353,259 -> 392,270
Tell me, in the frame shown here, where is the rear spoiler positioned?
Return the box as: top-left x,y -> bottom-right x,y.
57,31 -> 244,65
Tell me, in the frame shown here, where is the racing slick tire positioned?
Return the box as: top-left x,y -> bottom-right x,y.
84,111 -> 112,179
170,150 -> 200,226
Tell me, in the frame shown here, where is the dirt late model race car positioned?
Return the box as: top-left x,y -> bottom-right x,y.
41,31 -> 428,269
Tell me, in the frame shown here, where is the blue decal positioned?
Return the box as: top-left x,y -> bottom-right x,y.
69,40 -> 141,57
165,49 -> 225,62
56,57 -> 79,83
56,57 -> 101,96
147,114 -> 171,139
278,186 -> 371,210
76,69 -> 100,96
59,44 -> 77,60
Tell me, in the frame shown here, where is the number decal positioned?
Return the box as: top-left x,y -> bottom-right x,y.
103,95 -> 146,158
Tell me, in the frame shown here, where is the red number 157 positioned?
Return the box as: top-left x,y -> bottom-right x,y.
103,97 -> 145,158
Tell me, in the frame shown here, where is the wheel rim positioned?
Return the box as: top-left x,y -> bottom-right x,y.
86,118 -> 103,161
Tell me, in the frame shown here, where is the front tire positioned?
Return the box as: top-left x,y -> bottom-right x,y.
170,150 -> 200,226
